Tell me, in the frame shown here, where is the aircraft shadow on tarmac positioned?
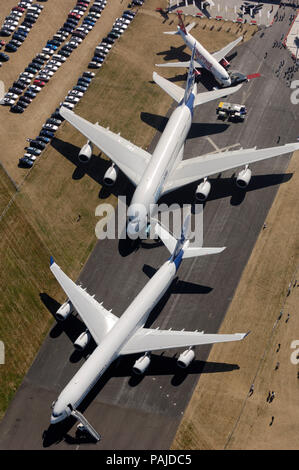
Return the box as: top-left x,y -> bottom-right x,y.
141,111 -> 230,138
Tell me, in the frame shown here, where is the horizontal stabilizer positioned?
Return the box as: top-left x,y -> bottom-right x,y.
163,29 -> 179,35
120,328 -> 249,355
153,71 -> 184,103
183,246 -> 225,258
194,83 -> 242,106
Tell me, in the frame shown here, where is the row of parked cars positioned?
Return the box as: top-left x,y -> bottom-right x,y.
88,8 -> 136,69
1,0 -> 104,111
0,1 -> 45,59
19,70 -> 95,167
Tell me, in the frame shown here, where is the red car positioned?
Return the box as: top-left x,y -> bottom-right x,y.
13,6 -> 25,12
33,79 -> 45,86
68,13 -> 80,19
0,40 -> 5,48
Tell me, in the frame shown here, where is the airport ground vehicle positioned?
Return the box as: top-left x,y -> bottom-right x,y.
216,102 -> 247,121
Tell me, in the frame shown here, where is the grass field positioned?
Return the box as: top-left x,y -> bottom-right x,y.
0,0 -> 258,422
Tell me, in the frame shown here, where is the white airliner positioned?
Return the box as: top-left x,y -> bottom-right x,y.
60,46 -> 299,237
50,215 -> 249,440
156,12 -> 243,87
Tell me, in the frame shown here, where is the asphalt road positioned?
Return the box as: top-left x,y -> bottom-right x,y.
0,9 -> 299,450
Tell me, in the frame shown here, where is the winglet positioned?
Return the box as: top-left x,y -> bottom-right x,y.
50,256 -> 54,266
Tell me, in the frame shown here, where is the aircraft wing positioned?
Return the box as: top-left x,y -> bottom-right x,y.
155,60 -> 202,69
60,106 -> 151,186
50,258 -> 118,345
212,36 -> 243,62
120,327 -> 248,355
163,143 -> 299,193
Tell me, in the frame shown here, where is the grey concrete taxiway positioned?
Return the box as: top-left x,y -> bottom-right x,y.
0,9 -> 298,449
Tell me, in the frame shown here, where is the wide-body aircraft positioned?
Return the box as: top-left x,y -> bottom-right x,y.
49,215 -> 249,440
156,12 -> 245,87
60,46 -> 299,237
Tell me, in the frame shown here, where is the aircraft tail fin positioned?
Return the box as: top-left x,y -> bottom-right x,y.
155,214 -> 225,263
183,44 -> 197,106
177,12 -> 187,34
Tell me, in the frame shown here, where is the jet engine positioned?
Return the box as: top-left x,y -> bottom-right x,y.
56,300 -> 73,321
195,178 -> 211,202
220,58 -> 230,68
132,353 -> 151,375
236,165 -> 252,188
103,163 -> 119,186
177,348 -> 195,368
74,330 -> 91,351
78,140 -> 93,163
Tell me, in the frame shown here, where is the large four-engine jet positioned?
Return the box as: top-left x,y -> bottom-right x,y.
49,215 -> 249,440
156,12 -> 244,87
60,46 -> 299,237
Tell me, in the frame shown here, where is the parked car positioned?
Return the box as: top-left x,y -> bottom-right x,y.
36,135 -> 50,144
11,104 -> 24,113
39,129 -> 54,138
19,156 -> 34,167
0,52 -> 9,61
1,98 -> 15,106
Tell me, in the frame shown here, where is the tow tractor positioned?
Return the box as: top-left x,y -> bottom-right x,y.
216,101 -> 247,121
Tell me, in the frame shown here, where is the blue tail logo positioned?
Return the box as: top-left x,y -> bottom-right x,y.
183,45 -> 196,112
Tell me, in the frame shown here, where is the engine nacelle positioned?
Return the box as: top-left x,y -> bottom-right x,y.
220,58 -> 230,68
56,300 -> 74,321
78,140 -> 93,163
236,166 -> 252,188
132,353 -> 151,375
195,178 -> 211,202
74,330 -> 91,351
177,349 -> 195,368
103,163 -> 119,186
